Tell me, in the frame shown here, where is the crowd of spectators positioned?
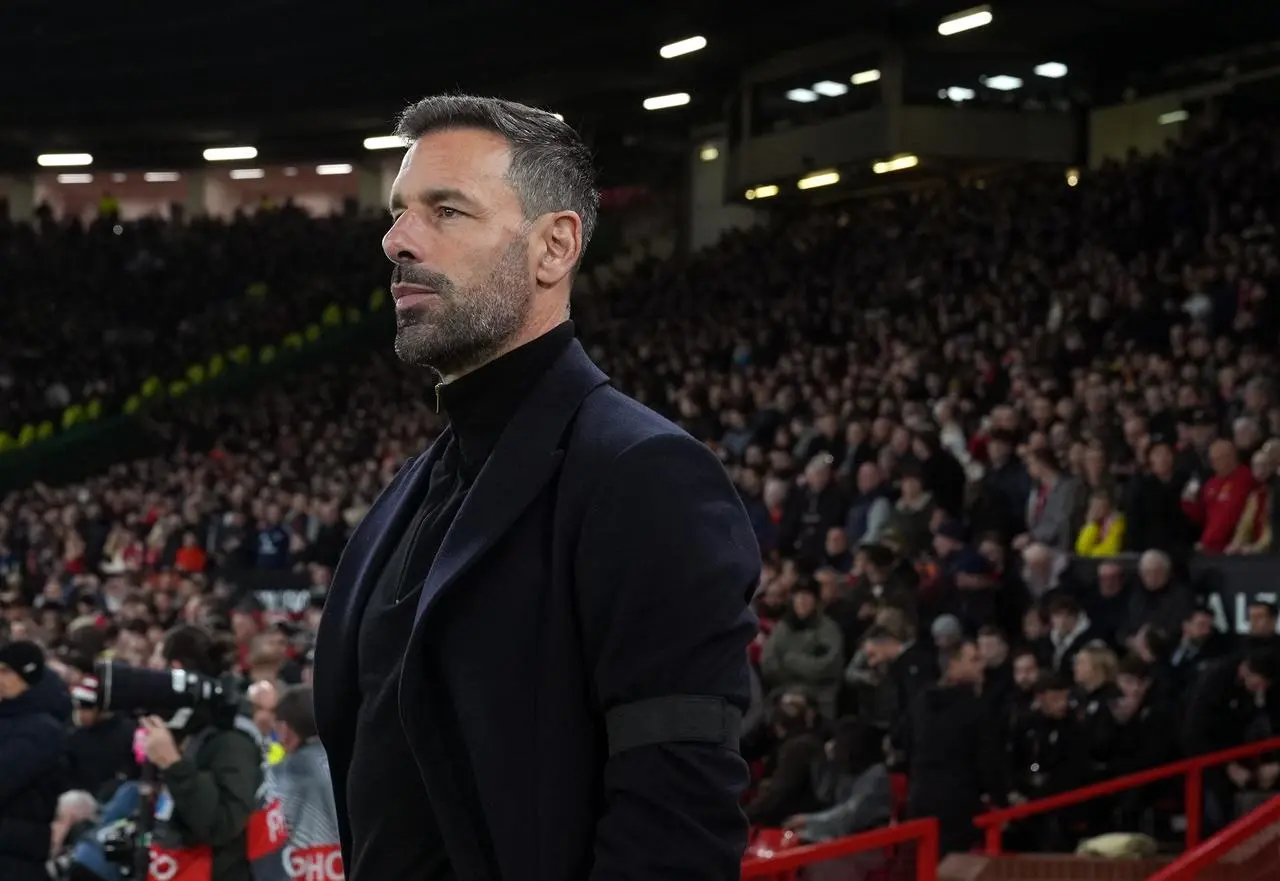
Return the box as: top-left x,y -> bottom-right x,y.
3,111 -> 1280,870
0,202 -> 387,432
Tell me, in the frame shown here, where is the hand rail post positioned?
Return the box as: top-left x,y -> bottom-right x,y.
1185,766 -> 1204,848
916,819 -> 940,881
983,822 -> 1003,856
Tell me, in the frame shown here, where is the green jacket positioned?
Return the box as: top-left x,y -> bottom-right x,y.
161,725 -> 262,881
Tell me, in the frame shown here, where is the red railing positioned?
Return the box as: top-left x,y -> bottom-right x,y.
1146,795 -> 1280,881
741,818 -> 939,881
974,736 -> 1280,855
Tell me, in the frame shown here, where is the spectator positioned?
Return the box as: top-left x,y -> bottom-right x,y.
844,463 -> 892,549
760,582 -> 845,718
884,467 -> 935,559
1170,607 -> 1228,692
1019,450 -> 1075,551
1184,648 -> 1280,833
0,641 -> 69,881
1007,673 -> 1089,850
1182,439 -> 1255,553
1047,594 -> 1101,675
1083,561 -> 1132,646
1124,437 -> 1194,553
1225,448 -> 1275,553
272,686 -> 341,871
1244,600 -> 1280,653
782,718 -> 892,843
1074,489 -> 1126,557
894,640 -> 1003,856
860,625 -> 939,732
1071,642 -> 1121,781
1125,550 -> 1195,644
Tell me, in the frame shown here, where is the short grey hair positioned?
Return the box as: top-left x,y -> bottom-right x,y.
1139,549 -> 1171,572
395,94 -> 599,264
58,790 -> 98,821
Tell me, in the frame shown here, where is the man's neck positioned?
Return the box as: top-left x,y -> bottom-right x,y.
439,310 -> 566,384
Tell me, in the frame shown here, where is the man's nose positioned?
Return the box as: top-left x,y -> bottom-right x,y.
382,217 -> 420,263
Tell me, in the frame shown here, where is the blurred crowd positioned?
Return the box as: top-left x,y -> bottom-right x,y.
3,112 -> 1280,872
0,203 -> 386,432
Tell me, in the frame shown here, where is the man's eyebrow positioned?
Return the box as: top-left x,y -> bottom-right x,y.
388,187 -> 479,213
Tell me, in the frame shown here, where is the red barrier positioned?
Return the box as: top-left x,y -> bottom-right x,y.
1145,795 -> 1280,881
741,818 -> 940,881
973,736 -> 1280,855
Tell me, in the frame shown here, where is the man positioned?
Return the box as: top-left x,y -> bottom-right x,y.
314,95 -> 758,881
1046,594 -> 1101,674
0,641 -> 70,881
1182,438 -> 1254,553
273,686 -> 342,881
893,640 -> 1003,856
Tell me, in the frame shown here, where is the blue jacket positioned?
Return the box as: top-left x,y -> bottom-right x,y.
315,339 -> 760,881
0,673 -> 71,881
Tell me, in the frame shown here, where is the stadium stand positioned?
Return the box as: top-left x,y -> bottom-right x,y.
6,45 -> 1280,881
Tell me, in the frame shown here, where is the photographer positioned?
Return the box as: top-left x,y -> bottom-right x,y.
140,625 -> 262,881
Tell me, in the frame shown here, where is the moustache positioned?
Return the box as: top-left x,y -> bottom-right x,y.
391,264 -> 454,295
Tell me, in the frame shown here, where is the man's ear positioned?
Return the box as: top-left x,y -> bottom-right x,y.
534,211 -> 583,288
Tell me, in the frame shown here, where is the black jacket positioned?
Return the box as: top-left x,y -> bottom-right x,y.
896,683 -> 1005,855
68,713 -> 139,802
0,675 -> 70,881
315,341 -> 759,881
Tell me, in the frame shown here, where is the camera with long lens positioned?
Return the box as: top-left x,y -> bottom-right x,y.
91,660 -> 242,729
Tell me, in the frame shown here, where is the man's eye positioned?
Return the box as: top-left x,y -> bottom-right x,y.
437,206 -> 460,219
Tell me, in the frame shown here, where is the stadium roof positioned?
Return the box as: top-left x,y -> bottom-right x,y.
4,0 -> 1277,185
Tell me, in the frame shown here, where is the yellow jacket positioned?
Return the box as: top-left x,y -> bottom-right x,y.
1075,515 -> 1126,557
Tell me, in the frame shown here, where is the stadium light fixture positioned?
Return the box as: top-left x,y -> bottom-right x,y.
643,92 -> 690,111
1066,168 -> 1080,187
812,80 -> 848,97
659,36 -> 707,59
982,75 -> 1023,91
55,173 -> 94,184
851,69 -> 882,86
1159,109 -> 1189,125
363,135 -> 405,151
1034,62 -> 1068,79
938,5 -> 993,36
144,172 -> 181,183
699,145 -> 719,162
204,146 -> 258,162
744,184 -> 779,200
940,86 -> 977,102
551,113 -> 565,121
38,153 -> 93,167
317,164 -> 353,175
872,154 -> 919,175
229,168 -> 265,180
797,169 -> 840,190
786,88 -> 818,103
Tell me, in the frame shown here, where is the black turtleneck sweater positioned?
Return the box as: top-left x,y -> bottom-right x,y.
346,323 -> 575,881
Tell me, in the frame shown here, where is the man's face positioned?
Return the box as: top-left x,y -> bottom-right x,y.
1049,610 -> 1075,637
1012,654 -> 1040,691
1039,688 -> 1070,719
977,634 -> 1007,668
1248,604 -> 1277,637
0,666 -> 20,700
950,643 -> 984,684
791,591 -> 817,619
1184,611 -> 1213,643
384,129 -> 534,377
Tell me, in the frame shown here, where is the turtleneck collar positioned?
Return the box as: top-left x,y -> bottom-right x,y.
438,321 -> 575,476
